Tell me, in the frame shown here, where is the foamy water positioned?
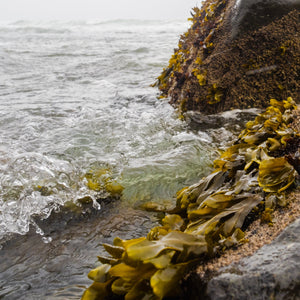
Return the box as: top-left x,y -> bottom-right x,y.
0,19 -> 263,299
0,20 -> 222,242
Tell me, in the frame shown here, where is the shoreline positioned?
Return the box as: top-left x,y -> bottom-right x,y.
1,1 -> 299,298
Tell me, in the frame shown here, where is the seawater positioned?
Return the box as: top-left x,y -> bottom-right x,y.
0,20 -> 260,299
0,20 -> 220,243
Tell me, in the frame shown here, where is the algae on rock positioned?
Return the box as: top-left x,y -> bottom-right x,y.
155,0 -> 300,114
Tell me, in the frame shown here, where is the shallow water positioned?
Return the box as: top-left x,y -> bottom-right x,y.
0,19 -> 258,299
0,199 -> 163,299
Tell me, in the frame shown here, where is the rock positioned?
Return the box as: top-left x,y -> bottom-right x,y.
157,0 -> 300,114
231,0 -> 300,38
206,217 -> 300,300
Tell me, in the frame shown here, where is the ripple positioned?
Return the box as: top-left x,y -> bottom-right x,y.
0,19 -> 231,246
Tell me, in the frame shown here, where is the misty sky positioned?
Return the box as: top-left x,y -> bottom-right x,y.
0,0 -> 203,21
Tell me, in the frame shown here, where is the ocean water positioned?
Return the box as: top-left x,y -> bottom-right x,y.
0,19 -> 221,243
0,20 -> 261,299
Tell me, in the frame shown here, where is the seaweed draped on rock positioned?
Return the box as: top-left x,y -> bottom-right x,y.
156,0 -> 300,114
82,98 -> 299,299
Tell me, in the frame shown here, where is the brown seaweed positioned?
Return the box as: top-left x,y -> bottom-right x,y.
82,98 -> 299,300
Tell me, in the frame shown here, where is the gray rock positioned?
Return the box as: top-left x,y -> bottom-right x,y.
231,0 -> 300,38
206,217 -> 300,300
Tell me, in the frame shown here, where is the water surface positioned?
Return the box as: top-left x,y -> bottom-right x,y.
0,19 -> 254,299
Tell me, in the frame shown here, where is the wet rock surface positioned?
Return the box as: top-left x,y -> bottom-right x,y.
206,217 -> 300,300
231,0 -> 300,38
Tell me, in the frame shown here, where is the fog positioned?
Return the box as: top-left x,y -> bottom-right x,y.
0,0 -> 203,21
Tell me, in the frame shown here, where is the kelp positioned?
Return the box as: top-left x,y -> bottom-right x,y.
83,98 -> 299,300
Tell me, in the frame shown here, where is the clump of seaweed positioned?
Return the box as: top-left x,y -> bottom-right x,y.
82,98 -> 299,300
84,167 -> 124,198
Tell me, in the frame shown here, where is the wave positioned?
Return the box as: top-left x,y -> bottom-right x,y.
0,17 -> 192,242
0,18 -> 189,34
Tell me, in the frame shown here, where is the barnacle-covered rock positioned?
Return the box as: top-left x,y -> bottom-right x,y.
83,98 -> 299,300
155,0 -> 299,114
231,0 -> 300,38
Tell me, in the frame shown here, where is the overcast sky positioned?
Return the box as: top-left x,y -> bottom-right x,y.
0,0 -> 203,22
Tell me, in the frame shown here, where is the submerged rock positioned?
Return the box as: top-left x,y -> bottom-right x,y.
206,216 -> 300,300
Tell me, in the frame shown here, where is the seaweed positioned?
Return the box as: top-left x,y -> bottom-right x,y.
82,98 -> 299,300
85,167 -> 124,198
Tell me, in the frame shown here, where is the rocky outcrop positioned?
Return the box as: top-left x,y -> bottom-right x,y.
156,0 -> 300,114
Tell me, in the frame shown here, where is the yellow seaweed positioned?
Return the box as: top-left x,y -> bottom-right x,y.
83,98 -> 299,299
88,264 -> 111,283
85,167 -> 124,198
258,157 -> 296,192
150,264 -> 188,299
